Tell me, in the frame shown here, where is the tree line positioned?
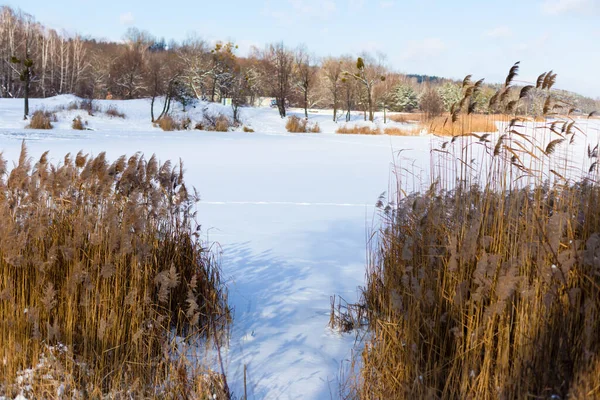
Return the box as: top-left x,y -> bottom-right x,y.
2,6 -> 599,121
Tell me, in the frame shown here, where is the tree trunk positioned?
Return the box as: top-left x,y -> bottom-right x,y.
304,89 -> 308,119
333,91 -> 337,122
368,89 -> 374,122
150,95 -> 156,122
277,97 -> 286,118
23,79 -> 29,119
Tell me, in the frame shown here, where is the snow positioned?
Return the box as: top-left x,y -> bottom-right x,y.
1,96 -> 599,399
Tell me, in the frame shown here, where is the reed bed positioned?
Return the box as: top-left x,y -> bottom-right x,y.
334,63 -> 600,399
0,145 -> 230,398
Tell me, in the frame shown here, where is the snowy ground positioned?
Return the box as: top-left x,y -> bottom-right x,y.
1,96 -> 599,399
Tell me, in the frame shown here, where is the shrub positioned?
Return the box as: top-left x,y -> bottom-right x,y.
105,105 -> 126,118
0,145 -> 230,398
420,88 -> 444,118
71,116 -> 85,130
285,115 -> 321,133
243,126 -> 255,133
80,98 -> 100,116
26,110 -> 55,129
335,124 -> 381,135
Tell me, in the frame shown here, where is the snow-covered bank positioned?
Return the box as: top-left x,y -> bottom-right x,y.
0,95 -> 419,135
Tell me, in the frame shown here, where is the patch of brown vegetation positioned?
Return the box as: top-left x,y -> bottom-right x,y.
383,126 -> 421,136
26,110 -> 55,129
71,116 -> 85,130
0,144 -> 230,398
285,115 -> 321,133
105,105 -> 126,118
423,113 -> 498,136
336,124 -> 381,135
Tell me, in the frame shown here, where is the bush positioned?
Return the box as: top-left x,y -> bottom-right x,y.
80,99 -> 100,116
0,145 -> 230,398
243,126 -> 255,133
285,115 -> 321,133
71,116 -> 85,130
420,88 -> 444,118
26,110 -> 55,129
105,105 -> 126,118
335,124 -> 380,135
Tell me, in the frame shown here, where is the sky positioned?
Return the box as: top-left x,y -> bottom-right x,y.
10,0 -> 600,98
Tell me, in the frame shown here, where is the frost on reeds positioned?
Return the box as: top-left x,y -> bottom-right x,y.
0,145 -> 230,398
334,62 -> 600,398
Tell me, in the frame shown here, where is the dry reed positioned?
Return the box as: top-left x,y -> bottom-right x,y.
26,110 -> 55,129
0,145 -> 230,398
334,62 -> 600,399
336,125 -> 381,135
286,115 -> 321,133
71,116 -> 85,130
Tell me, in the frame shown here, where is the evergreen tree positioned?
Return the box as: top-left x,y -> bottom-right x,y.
392,85 -> 419,112
437,82 -> 462,112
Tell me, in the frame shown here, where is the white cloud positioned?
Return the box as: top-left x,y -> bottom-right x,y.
401,38 -> 447,61
484,26 -> 513,38
541,0 -> 596,14
379,1 -> 395,8
119,12 -> 134,26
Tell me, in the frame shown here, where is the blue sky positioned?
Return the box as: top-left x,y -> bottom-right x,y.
11,0 -> 600,97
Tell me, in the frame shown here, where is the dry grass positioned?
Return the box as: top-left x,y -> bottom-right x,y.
71,116 -> 85,130
423,113 -> 498,136
285,115 -> 321,133
156,115 -> 180,131
243,126 -> 255,133
105,105 -> 126,119
390,113 -> 425,123
26,110 -> 56,129
334,63 -> 600,399
383,126 -> 421,136
336,124 -> 381,135
215,115 -> 230,132
0,144 -> 230,398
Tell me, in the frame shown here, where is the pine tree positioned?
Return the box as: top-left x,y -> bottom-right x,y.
392,85 -> 419,112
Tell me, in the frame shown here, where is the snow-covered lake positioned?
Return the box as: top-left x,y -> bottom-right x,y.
2,96 -> 599,399
0,96 -> 434,399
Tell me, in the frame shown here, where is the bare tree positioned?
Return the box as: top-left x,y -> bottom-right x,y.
321,57 -> 343,121
178,36 -> 213,101
263,42 -> 293,118
344,54 -> 385,122
294,46 -> 317,118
